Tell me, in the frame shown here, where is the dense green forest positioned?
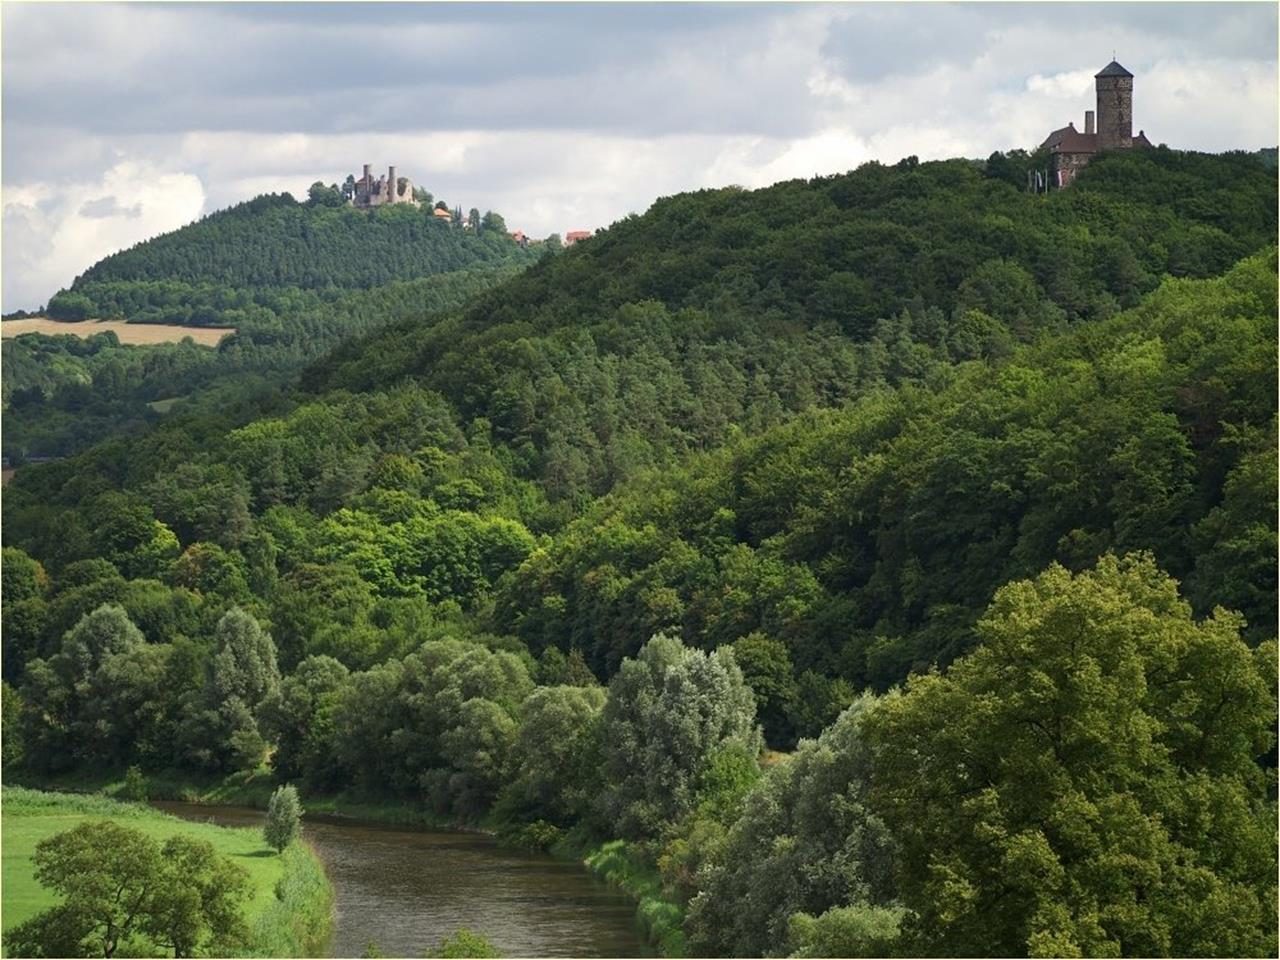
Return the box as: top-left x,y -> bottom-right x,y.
48,192 -> 528,323
303,147 -> 1275,501
3,147 -> 1276,958
2,264 -> 528,462
3,189 -> 537,462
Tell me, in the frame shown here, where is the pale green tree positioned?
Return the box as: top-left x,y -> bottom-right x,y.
685,696 -> 899,957
264,784 -> 303,852
865,553 -> 1278,957
599,634 -> 761,839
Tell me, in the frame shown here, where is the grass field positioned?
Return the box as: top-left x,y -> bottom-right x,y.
0,318 -> 232,346
10,765 -> 480,831
1,787 -> 332,957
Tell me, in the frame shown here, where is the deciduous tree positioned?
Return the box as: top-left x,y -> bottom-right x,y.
865,553 -> 1278,957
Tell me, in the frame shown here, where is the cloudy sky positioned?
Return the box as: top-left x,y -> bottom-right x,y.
2,2 -> 1276,312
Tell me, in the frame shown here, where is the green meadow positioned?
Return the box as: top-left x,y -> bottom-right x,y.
1,787 -> 332,957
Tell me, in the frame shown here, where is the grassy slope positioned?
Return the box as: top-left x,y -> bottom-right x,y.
0,787 -> 332,957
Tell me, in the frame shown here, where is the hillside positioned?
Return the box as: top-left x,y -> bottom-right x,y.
48,192 -> 534,325
5,146 -> 1274,680
303,147 -> 1276,500
493,251 -> 1277,724
3,189 -> 537,462
3,148 -> 1276,959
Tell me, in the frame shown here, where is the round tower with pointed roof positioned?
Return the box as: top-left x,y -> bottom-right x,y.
1095,60 -> 1133,151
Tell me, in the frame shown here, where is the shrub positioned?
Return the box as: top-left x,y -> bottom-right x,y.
264,783 -> 303,852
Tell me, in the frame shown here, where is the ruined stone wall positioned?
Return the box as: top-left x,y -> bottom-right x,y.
1051,151 -> 1094,188
351,168 -> 417,207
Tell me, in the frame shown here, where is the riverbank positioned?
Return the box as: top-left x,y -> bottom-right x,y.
580,840 -> 686,957
7,767 -> 684,956
0,787 -> 332,957
8,766 -> 481,831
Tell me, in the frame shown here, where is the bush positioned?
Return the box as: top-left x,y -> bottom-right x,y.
497,819 -> 563,853
435,927 -> 502,958
120,765 -> 149,802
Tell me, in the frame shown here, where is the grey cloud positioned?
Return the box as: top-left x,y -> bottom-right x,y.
819,5 -> 996,82
200,2 -> 783,34
2,2 -> 1275,312
2,3 -> 810,141
4,2 -> 1272,156
79,195 -> 143,219
819,3 -> 1277,83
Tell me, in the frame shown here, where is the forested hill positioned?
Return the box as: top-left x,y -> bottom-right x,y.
497,251 -> 1277,705
5,189 -> 537,462
1,264 -> 527,463
44,192 -> 536,324
4,147 -> 1276,958
303,146 -> 1276,500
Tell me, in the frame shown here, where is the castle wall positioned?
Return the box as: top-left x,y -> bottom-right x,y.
1051,151 -> 1093,188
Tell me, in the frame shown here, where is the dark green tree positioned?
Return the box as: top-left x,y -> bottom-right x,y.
18,820 -> 163,958
145,835 -> 251,957
498,684 -> 605,826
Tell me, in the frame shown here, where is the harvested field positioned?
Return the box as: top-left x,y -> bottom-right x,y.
1,318 -> 232,346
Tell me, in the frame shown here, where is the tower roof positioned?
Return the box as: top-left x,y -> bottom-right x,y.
1095,60 -> 1133,78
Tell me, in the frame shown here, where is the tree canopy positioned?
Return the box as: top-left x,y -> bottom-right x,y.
2,146 -> 1276,960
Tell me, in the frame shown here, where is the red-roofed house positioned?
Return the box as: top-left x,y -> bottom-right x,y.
564,230 -> 592,246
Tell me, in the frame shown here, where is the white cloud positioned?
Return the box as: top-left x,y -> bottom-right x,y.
2,161 -> 204,311
1026,69 -> 1097,100
1,3 -> 1275,311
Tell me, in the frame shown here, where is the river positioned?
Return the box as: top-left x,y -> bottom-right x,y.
153,801 -> 652,958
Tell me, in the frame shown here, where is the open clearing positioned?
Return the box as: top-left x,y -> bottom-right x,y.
147,396 -> 185,414
1,318 -> 232,346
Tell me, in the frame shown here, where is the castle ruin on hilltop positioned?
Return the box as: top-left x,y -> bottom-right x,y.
1040,60 -> 1153,188
347,164 -> 417,208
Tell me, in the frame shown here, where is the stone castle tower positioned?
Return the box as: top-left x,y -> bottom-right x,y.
1039,60 -> 1151,188
1094,60 -> 1133,151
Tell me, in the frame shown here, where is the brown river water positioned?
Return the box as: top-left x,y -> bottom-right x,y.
152,801 -> 652,958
